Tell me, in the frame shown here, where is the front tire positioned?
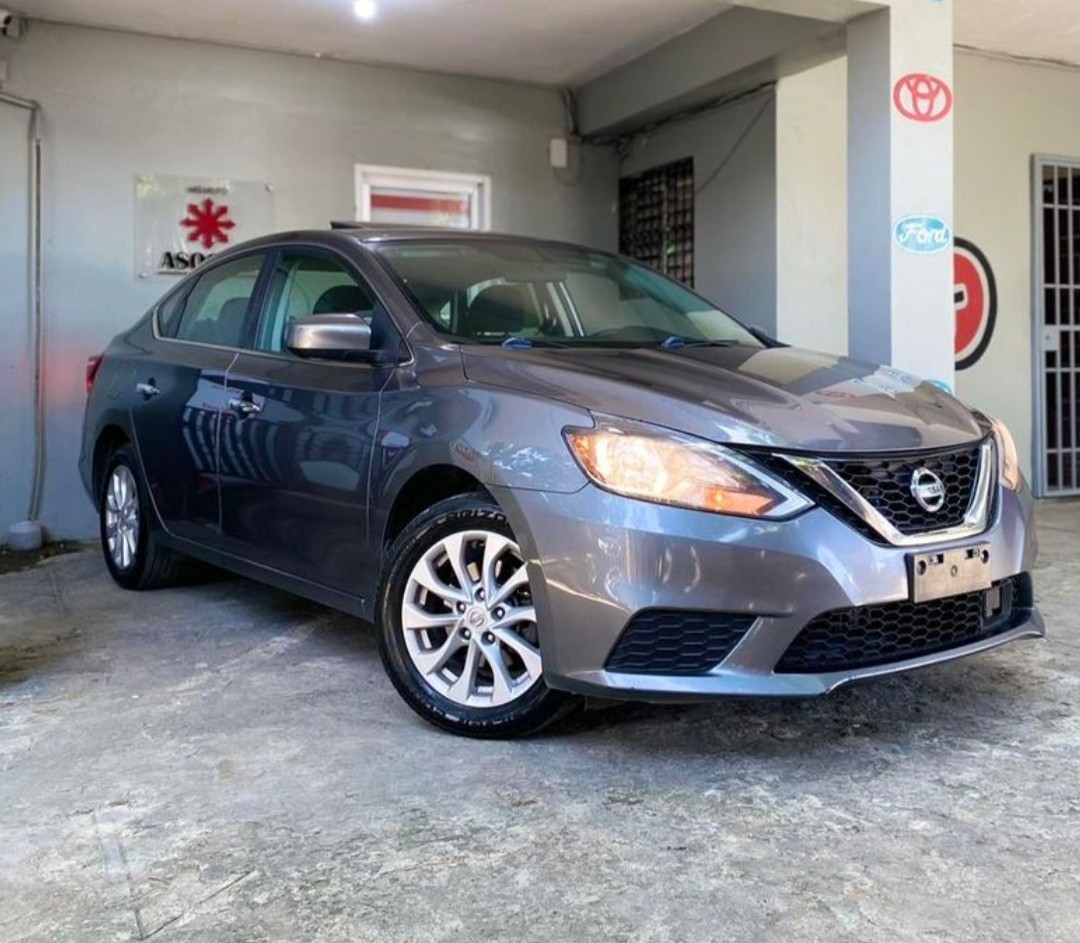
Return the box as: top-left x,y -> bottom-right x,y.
99,444 -> 185,590
377,493 -> 573,738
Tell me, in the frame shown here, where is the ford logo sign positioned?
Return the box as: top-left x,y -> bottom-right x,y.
894,215 -> 953,254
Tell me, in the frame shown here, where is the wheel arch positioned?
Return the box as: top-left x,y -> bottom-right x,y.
91,424 -> 132,508
382,464 -> 492,549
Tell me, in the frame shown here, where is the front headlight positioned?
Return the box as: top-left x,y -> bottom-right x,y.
990,417 -> 1022,491
563,418 -> 813,518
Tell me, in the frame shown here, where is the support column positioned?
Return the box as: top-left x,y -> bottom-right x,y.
847,1 -> 954,387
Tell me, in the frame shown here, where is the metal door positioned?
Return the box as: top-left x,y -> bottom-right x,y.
619,157 -> 695,287
1034,156 -> 1080,495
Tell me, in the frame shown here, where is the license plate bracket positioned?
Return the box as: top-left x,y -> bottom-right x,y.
908,544 -> 992,603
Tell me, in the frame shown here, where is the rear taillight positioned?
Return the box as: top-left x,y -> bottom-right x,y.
86,355 -> 104,395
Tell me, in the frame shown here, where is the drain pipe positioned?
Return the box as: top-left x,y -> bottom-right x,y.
1,90 -> 45,552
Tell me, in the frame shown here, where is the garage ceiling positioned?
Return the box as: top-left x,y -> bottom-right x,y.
6,0 -> 736,85
10,0 -> 1080,85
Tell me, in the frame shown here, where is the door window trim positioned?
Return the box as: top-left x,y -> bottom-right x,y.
152,249 -> 273,353
241,242 -> 413,368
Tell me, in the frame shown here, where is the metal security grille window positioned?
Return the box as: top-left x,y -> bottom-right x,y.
618,158 -> 695,287
1035,158 -> 1080,496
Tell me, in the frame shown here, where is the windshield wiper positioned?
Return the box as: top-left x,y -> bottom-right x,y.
659,336 -> 740,350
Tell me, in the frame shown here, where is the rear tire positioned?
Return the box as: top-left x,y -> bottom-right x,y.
376,493 -> 574,738
99,444 -> 186,590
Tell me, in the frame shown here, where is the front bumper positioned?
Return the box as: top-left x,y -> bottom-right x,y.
492,482 -> 1043,701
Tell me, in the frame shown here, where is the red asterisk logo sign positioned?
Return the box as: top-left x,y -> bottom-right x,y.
180,198 -> 236,249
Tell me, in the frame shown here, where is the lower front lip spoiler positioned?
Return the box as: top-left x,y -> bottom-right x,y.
550,612 -> 1046,703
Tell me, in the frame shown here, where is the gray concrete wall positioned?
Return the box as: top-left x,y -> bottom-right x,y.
0,102 -> 33,538
0,21 -> 618,540
619,92 -> 778,332
578,6 -> 840,137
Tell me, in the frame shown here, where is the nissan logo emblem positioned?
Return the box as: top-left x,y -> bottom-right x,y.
910,467 -> 947,513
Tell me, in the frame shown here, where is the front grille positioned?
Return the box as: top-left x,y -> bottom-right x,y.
754,440 -> 990,543
824,444 -> 983,535
775,575 -> 1031,674
606,610 -> 756,675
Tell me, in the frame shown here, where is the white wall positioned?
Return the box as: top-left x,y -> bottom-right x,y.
619,92 -> 779,332
951,51 -> 1080,492
775,49 -> 1080,484
0,22 -> 618,540
776,57 -> 847,354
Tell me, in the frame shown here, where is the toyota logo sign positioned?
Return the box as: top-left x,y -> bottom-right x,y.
893,73 -> 953,123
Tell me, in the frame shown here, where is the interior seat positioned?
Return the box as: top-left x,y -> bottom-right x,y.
314,284 -> 372,315
464,284 -> 535,339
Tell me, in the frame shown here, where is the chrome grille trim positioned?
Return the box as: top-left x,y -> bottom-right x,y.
779,439 -> 997,548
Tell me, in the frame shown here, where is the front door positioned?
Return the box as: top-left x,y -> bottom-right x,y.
217,247 -> 390,591
130,252 -> 267,542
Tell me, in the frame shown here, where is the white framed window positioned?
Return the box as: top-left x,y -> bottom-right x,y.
355,164 -> 491,231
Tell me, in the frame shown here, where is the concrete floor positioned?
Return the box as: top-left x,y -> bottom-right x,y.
1,507 -> 1078,943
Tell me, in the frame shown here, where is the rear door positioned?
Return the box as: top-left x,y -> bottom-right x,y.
130,252 -> 267,543
217,246 -> 395,590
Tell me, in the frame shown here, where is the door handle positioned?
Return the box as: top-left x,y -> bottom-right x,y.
135,381 -> 160,399
228,397 -> 263,417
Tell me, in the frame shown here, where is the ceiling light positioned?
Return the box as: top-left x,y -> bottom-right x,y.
353,0 -> 378,21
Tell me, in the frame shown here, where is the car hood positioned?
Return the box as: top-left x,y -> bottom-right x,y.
461,344 -> 984,453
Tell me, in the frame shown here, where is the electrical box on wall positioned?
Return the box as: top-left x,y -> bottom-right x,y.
549,138 -> 569,170
1,13 -> 23,39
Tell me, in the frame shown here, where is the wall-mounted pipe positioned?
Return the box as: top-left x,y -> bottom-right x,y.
0,90 -> 45,540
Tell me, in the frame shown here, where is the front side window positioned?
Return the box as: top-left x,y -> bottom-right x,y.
374,240 -> 760,349
170,253 -> 266,347
255,251 -> 376,353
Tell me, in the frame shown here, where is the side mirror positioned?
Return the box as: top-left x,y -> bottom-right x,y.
285,314 -> 373,359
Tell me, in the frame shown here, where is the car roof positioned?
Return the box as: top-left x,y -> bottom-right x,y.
210,224 -> 609,262
328,222 -> 598,251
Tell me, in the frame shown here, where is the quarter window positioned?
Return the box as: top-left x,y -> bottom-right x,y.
171,254 -> 266,347
156,286 -> 189,339
256,251 -> 375,353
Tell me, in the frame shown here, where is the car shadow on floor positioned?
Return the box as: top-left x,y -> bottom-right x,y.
194,574 -> 379,658
195,572 -> 1050,757
55,562 -> 1048,760
555,652 -> 1047,761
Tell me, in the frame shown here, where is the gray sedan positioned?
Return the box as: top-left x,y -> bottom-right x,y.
80,226 -> 1042,737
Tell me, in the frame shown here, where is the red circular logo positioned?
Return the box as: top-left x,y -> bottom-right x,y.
954,238 -> 997,370
893,72 -> 953,123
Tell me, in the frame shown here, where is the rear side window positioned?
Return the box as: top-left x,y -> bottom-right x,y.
170,254 -> 267,348
156,287 -> 189,339
256,250 -> 375,353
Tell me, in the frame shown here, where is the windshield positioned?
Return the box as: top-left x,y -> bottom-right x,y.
373,239 -> 761,349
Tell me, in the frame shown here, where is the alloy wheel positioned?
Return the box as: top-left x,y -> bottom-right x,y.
401,529 -> 542,708
104,465 -> 140,571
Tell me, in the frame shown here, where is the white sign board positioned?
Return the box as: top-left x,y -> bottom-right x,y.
134,174 -> 275,280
